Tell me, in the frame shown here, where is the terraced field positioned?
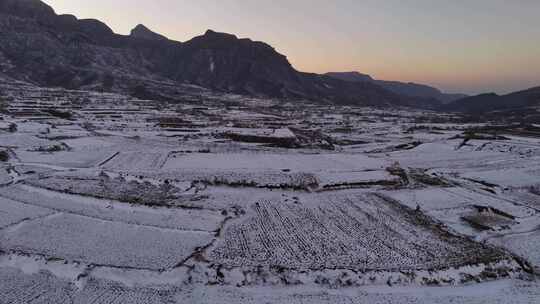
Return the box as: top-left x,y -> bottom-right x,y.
0,268 -> 174,304
0,197 -> 53,229
101,151 -> 171,170
1,83 -> 539,303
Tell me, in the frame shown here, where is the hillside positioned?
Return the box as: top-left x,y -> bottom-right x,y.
326,71 -> 467,104
0,0 -> 427,107
444,87 -> 540,121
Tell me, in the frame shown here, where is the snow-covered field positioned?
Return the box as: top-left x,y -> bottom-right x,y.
0,83 -> 539,303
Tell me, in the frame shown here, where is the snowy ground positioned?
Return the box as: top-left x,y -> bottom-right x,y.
0,82 -> 539,303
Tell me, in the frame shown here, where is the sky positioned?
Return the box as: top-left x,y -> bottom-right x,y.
43,0 -> 540,95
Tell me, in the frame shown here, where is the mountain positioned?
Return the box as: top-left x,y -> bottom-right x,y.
325,71 -> 467,103
444,87 -> 540,114
130,24 -> 168,41
0,0 -> 433,107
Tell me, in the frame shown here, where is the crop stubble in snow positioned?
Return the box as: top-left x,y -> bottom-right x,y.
209,193 -> 507,270
0,267 -> 172,304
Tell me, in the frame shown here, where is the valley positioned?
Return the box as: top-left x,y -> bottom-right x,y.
1,81 -> 539,303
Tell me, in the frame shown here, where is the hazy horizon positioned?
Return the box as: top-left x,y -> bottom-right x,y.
43,0 -> 540,95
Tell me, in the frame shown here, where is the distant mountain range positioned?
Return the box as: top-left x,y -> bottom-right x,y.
325,72 -> 467,103
0,0 -> 537,115
443,87 -> 540,118
0,0 -> 447,108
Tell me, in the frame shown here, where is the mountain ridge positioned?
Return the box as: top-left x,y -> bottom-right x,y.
0,0 -> 445,108
130,24 -> 169,41
325,71 -> 467,103
444,87 -> 540,114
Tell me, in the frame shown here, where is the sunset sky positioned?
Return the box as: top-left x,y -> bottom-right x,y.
43,0 -> 540,95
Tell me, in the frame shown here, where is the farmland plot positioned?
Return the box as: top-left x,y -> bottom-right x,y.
467,140 -> 540,157
0,266 -> 538,304
382,187 -> 537,236
489,230 -> 540,272
148,186 -> 286,211
209,192 -> 507,270
15,149 -> 114,169
74,278 -> 175,304
0,134 -> 53,150
136,153 -> 394,190
155,169 -> 320,190
389,141 -> 535,172
101,150 -> 171,170
25,173 -> 194,208
0,267 -> 174,304
460,168 -> 540,188
0,213 -> 214,270
317,170 -> 399,190
0,184 -> 223,232
6,135 -> 126,169
384,187 -> 536,218
12,164 -> 60,176
161,153 -> 389,172
0,267 -> 75,304
0,197 -> 53,229
184,280 -> 540,304
503,189 -> 540,210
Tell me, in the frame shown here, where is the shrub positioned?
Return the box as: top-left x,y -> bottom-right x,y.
31,144 -> 69,153
0,150 -> 9,162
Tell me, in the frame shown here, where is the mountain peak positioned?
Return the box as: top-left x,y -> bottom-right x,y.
202,29 -> 238,40
130,24 -> 168,41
